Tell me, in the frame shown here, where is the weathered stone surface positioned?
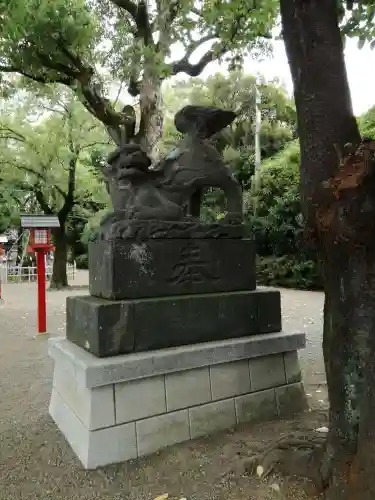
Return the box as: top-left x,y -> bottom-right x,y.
52,363 -> 115,430
210,360 -> 251,401
101,105 -> 243,228
235,389 -> 278,424
276,382 -> 308,417
283,351 -> 302,384
165,367 -> 211,412
50,389 -> 138,469
94,220 -> 245,240
66,291 -> 268,357
136,409 -> 190,456
89,238 -> 256,300
189,399 -> 236,438
115,376 -> 166,424
66,296 -> 133,357
49,335 -> 306,389
257,290 -> 282,333
48,337 -> 307,469
249,354 -> 286,391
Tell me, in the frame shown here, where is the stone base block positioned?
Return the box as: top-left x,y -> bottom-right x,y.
89,238 -> 256,300
48,333 -> 307,469
66,289 -> 282,357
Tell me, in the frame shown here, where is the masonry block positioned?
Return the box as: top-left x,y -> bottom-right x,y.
189,399 -> 236,439
165,367 -> 211,412
210,360 -> 251,401
49,389 -> 90,466
115,376 -> 166,424
53,364 -> 115,430
257,290 -> 282,333
235,389 -> 278,424
284,351 -> 302,384
249,354 -> 286,392
89,238 -> 256,300
276,382 -> 308,417
87,420 -> 138,468
66,291 -> 265,357
136,410 -> 190,456
49,389 -> 138,469
48,337 -> 307,469
49,334 -> 306,389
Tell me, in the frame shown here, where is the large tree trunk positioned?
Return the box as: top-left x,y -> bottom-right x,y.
137,69 -> 164,160
50,224 -> 68,289
280,1 -> 375,498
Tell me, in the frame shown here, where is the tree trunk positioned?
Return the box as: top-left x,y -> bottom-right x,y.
280,1 -> 375,497
16,227 -> 23,264
137,69 -> 164,160
50,224 -> 68,289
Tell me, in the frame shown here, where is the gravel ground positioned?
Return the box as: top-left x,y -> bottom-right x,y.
0,271 -> 327,500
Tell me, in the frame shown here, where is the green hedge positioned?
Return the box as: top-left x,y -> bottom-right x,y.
246,141 -> 323,290
256,255 -> 323,290
75,253 -> 88,270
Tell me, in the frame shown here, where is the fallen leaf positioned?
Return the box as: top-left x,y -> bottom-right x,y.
256,465 -> 264,477
315,426 -> 329,433
153,495 -> 168,500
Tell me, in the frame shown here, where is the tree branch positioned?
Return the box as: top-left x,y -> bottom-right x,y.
0,161 -> 68,200
168,0 -> 183,23
1,44 -> 134,144
34,187 -> 52,214
59,157 -> 77,221
79,141 -> 112,152
0,65 -> 73,85
170,11 -> 271,78
35,51 -> 78,78
0,126 -> 27,143
110,0 -> 152,45
109,0 -> 138,20
171,41 -> 224,77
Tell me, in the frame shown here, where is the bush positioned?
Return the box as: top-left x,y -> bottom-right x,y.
256,255 -> 323,290
245,140 -> 303,256
244,141 -> 322,290
75,254 -> 88,269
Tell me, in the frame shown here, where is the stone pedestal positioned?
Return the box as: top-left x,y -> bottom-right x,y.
89,237 -> 256,300
49,333 -> 307,469
49,221 -> 307,468
66,290 -> 281,357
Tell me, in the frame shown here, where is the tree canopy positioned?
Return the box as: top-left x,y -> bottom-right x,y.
0,89 -> 110,286
0,0 -> 278,150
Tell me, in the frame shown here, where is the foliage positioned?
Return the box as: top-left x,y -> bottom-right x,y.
163,71 -> 296,159
245,140 -> 301,254
340,1 -> 375,48
256,255 -> 323,290
246,140 -> 324,289
0,0 -> 278,148
80,207 -> 111,244
357,104 -> 375,136
75,253 -> 88,269
247,103 -> 375,290
0,89 -> 110,285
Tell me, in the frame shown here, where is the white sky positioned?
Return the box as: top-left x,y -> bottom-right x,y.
167,37 -> 375,116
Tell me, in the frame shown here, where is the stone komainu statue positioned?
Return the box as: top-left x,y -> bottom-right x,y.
102,105 -> 243,227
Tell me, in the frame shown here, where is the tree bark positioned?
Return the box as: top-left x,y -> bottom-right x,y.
50,224 -> 68,289
137,69 -> 163,160
16,227 -> 23,265
280,1 -> 375,498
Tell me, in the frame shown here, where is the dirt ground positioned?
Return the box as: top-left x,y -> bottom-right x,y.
0,271 -> 328,500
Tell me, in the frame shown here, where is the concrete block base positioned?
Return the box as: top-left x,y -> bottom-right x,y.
48,333 -> 306,469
